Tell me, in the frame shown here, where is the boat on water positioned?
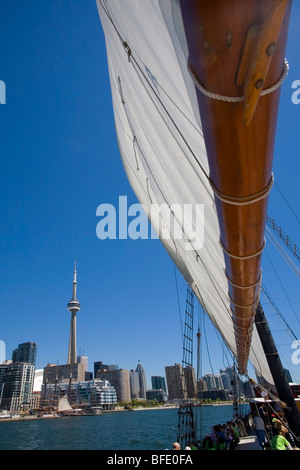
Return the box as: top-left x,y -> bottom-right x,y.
96,0 -> 300,448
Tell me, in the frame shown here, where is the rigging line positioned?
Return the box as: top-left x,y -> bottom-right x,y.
116,76 -> 187,253
266,216 -> 300,263
265,226 -> 300,278
174,265 -> 184,345
202,313 -> 215,377
99,0 -> 210,184
261,285 -> 298,341
196,302 -> 204,442
264,249 -> 300,328
129,58 -> 210,181
274,182 -> 300,226
117,76 -> 202,254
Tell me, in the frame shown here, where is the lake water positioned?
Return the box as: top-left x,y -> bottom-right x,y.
0,404 -> 249,450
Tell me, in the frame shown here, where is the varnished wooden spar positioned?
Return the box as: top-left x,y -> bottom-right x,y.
180,0 -> 292,374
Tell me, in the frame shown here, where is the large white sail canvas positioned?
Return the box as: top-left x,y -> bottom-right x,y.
97,0 -> 273,384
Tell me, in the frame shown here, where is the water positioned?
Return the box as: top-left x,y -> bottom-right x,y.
0,405 -> 249,450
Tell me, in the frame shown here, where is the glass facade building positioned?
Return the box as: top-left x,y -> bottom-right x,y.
12,342 -> 37,365
42,379 -> 117,411
151,376 -> 167,393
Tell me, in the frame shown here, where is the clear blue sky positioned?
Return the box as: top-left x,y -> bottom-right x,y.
1,1 -> 300,388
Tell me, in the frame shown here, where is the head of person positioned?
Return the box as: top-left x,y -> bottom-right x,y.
172,442 -> 181,450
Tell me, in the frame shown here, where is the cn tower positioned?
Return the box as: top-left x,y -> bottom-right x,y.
67,262 -> 81,364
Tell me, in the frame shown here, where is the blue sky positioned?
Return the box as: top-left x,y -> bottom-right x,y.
1,1 -> 300,389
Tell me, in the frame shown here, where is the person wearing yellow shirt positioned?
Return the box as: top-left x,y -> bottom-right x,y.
271,428 -> 293,450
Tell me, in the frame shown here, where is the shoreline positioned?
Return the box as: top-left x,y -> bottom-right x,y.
0,402 -> 237,422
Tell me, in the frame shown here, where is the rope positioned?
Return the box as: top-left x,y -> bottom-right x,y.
188,58 -> 289,102
220,238 -> 266,260
225,269 -> 262,290
230,295 -> 260,310
210,174 -> 274,206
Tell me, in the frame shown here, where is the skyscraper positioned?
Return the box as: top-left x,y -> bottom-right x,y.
130,369 -> 140,399
12,342 -> 37,365
67,263 -> 81,364
136,361 -> 147,399
151,376 -> 167,393
165,364 -> 186,400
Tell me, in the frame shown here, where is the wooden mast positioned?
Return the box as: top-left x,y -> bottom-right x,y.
180,0 -> 292,374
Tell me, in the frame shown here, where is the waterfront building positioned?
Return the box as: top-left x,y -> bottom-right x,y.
214,374 -> 225,390
41,379 -> 117,411
12,342 -> 37,365
0,342 -> 37,412
151,376 -> 167,393
67,263 -> 81,365
183,366 -> 197,398
136,361 -> 147,399
197,377 -> 208,395
198,388 -> 230,401
43,362 -> 87,384
33,369 -> 44,392
146,389 -> 167,402
130,369 -> 140,399
96,369 -> 131,402
203,373 -> 217,391
220,371 -> 231,391
165,364 -> 186,400
0,362 -> 35,411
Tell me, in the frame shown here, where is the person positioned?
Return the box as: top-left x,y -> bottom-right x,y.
203,435 -> 217,450
188,442 -> 198,450
236,417 -> 247,437
228,421 -> 240,449
271,428 -> 293,450
252,411 -> 266,450
213,424 -> 227,450
172,442 -> 181,450
258,404 -> 268,424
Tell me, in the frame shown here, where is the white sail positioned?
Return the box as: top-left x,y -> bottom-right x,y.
97,0 -> 273,384
57,396 -> 73,412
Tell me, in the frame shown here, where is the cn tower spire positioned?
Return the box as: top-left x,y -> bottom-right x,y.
72,261 -> 77,300
67,262 -> 81,365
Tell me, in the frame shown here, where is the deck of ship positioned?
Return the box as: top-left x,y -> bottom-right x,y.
235,435 -> 261,450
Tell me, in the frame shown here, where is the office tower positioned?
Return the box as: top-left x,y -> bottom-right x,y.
130,369 -> 140,399
77,355 -> 88,370
151,376 -> 167,393
146,389 -> 167,402
12,342 -> 37,365
43,362 -> 87,384
183,366 -> 197,398
203,373 -> 217,390
136,361 -> 147,399
67,263 -> 81,364
94,361 -> 118,378
165,364 -> 186,400
0,363 -> 35,411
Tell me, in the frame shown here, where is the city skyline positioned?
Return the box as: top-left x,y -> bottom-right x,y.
1,1 -> 300,388
3,338 -> 252,400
